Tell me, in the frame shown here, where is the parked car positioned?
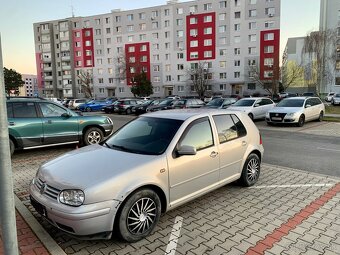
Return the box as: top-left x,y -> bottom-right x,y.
265,97 -> 325,127
166,95 -> 180,99
46,97 -> 62,104
131,99 -> 163,115
112,99 -> 142,114
78,100 -> 111,112
227,97 -> 275,120
68,99 -> 89,110
203,98 -> 237,109
171,98 -> 205,109
146,99 -> 175,112
102,100 -> 120,113
302,92 -> 315,97
325,92 -> 336,102
203,95 -> 223,103
331,93 -> 340,105
29,109 -> 263,241
6,97 -> 113,155
62,98 -> 73,108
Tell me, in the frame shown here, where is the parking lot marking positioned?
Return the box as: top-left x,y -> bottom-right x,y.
317,147 -> 340,152
249,183 -> 334,189
165,216 -> 183,255
245,183 -> 340,255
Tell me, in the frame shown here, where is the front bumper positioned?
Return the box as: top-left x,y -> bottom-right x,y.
265,113 -> 298,123
29,182 -> 121,239
99,123 -> 114,136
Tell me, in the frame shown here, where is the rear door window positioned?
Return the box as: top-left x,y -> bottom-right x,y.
6,103 -> 13,118
231,114 -> 247,137
213,114 -> 238,144
12,102 -> 38,118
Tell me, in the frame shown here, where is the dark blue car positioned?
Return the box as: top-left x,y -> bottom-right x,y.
79,100 -> 112,112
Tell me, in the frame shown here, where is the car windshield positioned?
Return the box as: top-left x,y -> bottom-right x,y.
232,99 -> 255,107
207,98 -> 224,106
159,100 -> 172,105
335,94 -> 340,97
106,117 -> 183,155
276,99 -> 305,107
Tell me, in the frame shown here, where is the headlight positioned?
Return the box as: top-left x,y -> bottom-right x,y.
286,112 -> 296,117
59,190 -> 85,206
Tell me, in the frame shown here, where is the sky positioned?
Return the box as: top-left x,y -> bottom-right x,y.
0,0 -> 321,75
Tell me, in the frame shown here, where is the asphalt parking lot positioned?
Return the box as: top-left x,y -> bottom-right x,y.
11,142 -> 340,255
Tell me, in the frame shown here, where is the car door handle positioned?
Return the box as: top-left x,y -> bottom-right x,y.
210,151 -> 218,158
242,141 -> 247,146
8,122 -> 15,126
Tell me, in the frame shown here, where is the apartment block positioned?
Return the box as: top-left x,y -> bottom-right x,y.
33,0 -> 280,99
20,74 -> 38,97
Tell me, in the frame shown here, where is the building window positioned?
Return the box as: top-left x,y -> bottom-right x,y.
249,34 -> 256,42
204,51 -> 212,58
219,13 -> 226,20
264,33 -> 274,41
190,40 -> 198,47
204,15 -> 212,23
264,71 -> 273,78
105,17 -> 110,24
249,9 -> 257,17
190,5 -> 198,13
190,52 -> 199,59
204,39 -> 212,46
190,17 -> 198,24
128,36 -> 134,42
250,0 -> 257,4
98,78 -> 104,83
115,16 -> 121,22
220,61 -> 227,68
95,29 -> 101,35
234,48 -> 241,55
220,49 -> 227,56
177,8 -> 183,14
264,58 -> 274,66
265,21 -> 275,28
154,76 -> 160,82
248,83 -> 256,90
265,7 -> 275,16
152,22 -> 158,29
190,29 -> 198,36
139,12 -> 145,20
154,65 -> 160,72
176,19 -> 183,26
153,86 -> 160,93
234,60 -> 241,66
204,27 -> 212,35
235,12 -> 241,18
177,30 -> 184,37
234,24 -> 241,31
129,57 -> 136,63
219,37 -> 227,45
219,1 -> 227,8
140,56 -> 147,62
220,73 -> 227,79
264,46 -> 274,53
165,20 -> 170,27
127,14 -> 134,21
95,19 -> 101,25
139,34 -> 146,41
248,47 -> 256,54
219,25 -> 227,33
165,31 -> 170,38
234,72 -> 240,78
178,85 -> 184,92
127,25 -> 134,32
177,53 -> 184,59
234,36 -> 241,43
165,9 -> 170,16
248,59 -> 256,66
249,22 -> 257,30
119,87 -> 125,93
204,3 -> 212,10
177,64 -> 184,70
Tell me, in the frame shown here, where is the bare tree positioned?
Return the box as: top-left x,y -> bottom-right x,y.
77,70 -> 93,98
302,29 -> 337,94
186,61 -> 213,98
281,61 -> 304,91
247,63 -> 280,96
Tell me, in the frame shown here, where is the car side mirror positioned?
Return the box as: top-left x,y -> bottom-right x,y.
254,103 -> 260,107
305,104 -> 312,108
177,145 -> 197,156
61,112 -> 71,118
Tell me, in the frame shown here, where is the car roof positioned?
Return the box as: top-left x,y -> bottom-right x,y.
283,96 -> 313,100
143,108 -> 243,121
6,97 -> 47,103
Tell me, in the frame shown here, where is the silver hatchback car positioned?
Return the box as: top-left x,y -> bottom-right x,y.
30,109 -> 264,241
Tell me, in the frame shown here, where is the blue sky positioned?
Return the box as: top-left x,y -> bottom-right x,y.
0,0 -> 320,74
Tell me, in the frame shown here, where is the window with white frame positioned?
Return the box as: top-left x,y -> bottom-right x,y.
165,54 -> 170,60
165,31 -> 170,38
264,33 -> 274,41
152,10 -> 158,18
164,9 -> 170,16
177,8 -> 183,14
154,76 -> 160,82
234,36 -> 241,43
248,59 -> 256,66
249,34 -> 256,42
165,20 -> 170,27
204,51 -> 212,58
176,19 -> 183,26
127,14 -> 133,21
264,70 -> 273,78
116,36 -> 122,43
128,46 -> 135,52
129,56 -> 136,63
139,34 -> 146,41
220,73 -> 227,79
98,78 -> 104,83
219,37 -> 227,44
154,65 -> 160,72
190,52 -> 199,59
152,22 -> 158,29
220,49 -> 227,56
248,47 -> 256,54
108,68 -> 113,74
190,40 -> 198,47
204,15 -> 212,22
178,85 -> 184,92
265,7 -> 275,16
115,16 -> 121,22
265,21 -> 275,28
219,13 -> 226,20
165,64 -> 171,71
177,30 -> 184,37
177,75 -> 184,81
220,1 -> 227,8
234,72 -> 240,78
204,27 -> 212,34
86,60 -> 92,65
264,58 -> 274,66
152,33 -> 159,39
177,64 -> 184,70
129,67 -> 135,73
264,45 -> 274,53
234,24 -> 241,31
250,0 -> 257,4
234,60 -> 241,66
119,87 -> 125,93
234,48 -> 241,55
153,86 -> 160,93
140,44 -> 147,51
219,25 -> 227,33
153,54 -> 160,61
85,41 -> 91,46
204,39 -> 212,46
190,29 -> 198,36
220,61 -> 227,68
249,9 -> 257,17
177,53 -> 184,59
190,17 -> 198,24
204,3 -> 212,10
153,43 -> 159,50
249,22 -> 257,30
140,56 -> 147,62
220,84 -> 227,91
140,23 -> 146,30
128,36 -> 134,42
97,58 -> 102,65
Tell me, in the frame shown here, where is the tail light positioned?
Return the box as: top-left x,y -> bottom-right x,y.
259,133 -> 262,145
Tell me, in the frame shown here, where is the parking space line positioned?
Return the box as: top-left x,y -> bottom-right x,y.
245,183 -> 340,255
249,183 -> 335,189
317,147 -> 340,152
165,216 -> 183,255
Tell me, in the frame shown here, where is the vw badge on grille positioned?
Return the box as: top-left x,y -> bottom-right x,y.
40,183 -> 46,194
275,113 -> 279,116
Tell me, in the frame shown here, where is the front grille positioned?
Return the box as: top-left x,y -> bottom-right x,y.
269,113 -> 287,122
35,178 -> 61,201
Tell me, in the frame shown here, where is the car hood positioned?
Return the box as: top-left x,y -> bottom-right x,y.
268,107 -> 302,113
38,144 -> 161,190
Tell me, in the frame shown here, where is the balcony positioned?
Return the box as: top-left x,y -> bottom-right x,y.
62,65 -> 71,70
62,74 -> 72,79
42,57 -> 52,62
41,37 -> 51,43
43,66 -> 52,71
44,75 -> 53,81
61,55 -> 70,61
41,29 -> 50,34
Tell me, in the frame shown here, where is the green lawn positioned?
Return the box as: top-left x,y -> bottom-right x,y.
325,105 -> 340,114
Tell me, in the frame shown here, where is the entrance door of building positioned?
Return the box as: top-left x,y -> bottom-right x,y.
231,84 -> 243,96
164,86 -> 174,97
107,88 -> 116,97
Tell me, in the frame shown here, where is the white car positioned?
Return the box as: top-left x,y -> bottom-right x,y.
266,97 -> 325,127
331,93 -> 340,105
227,97 -> 275,120
29,109 -> 263,241
325,92 -> 335,102
68,99 -> 88,110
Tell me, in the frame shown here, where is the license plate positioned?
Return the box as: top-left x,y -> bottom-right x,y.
271,117 -> 282,121
30,196 -> 47,217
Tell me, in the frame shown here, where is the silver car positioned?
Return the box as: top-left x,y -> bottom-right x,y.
227,97 -> 275,120
331,93 -> 340,105
265,97 -> 325,127
29,109 -> 264,241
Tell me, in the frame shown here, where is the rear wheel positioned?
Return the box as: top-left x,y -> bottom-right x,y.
83,127 -> 104,145
297,115 -> 305,127
239,153 -> 261,187
117,189 -> 161,242
126,108 -> 132,115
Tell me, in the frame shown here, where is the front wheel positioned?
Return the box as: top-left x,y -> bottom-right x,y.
318,111 -> 324,122
297,115 -> 305,127
239,153 -> 261,187
117,189 -> 161,242
86,107 -> 92,112
9,139 -> 15,156
83,127 -> 104,145
126,108 -> 132,115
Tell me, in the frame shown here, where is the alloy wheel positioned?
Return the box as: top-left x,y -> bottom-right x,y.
246,158 -> 259,182
127,198 -> 157,235
87,130 -> 102,144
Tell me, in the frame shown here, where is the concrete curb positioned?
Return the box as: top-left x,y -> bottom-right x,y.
14,195 -> 66,255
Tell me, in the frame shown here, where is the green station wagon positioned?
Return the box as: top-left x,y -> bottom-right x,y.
7,97 -> 113,155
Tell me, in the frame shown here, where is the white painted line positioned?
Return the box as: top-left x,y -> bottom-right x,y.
249,184 -> 335,189
317,147 -> 340,152
165,216 -> 184,255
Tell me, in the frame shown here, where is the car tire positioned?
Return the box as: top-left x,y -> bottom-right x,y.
239,153 -> 261,187
248,113 -> 254,120
117,189 -> 161,242
126,108 -> 132,115
318,111 -> 324,122
86,107 -> 92,112
83,127 -> 104,145
297,115 -> 305,127
9,139 -> 15,156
